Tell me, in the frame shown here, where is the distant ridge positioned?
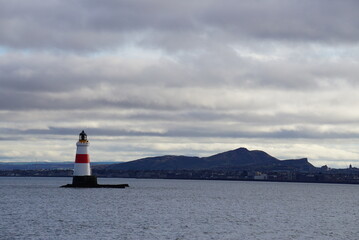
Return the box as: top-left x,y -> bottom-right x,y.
104,147 -> 315,171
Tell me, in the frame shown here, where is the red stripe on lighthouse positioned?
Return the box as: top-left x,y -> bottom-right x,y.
75,154 -> 90,163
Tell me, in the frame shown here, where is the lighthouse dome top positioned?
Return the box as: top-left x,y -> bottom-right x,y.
79,130 -> 88,143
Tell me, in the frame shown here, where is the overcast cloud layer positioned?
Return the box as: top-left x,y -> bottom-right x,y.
1,0 -> 359,167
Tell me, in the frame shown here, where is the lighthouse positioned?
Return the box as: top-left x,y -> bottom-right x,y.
74,130 -> 91,176
71,130 -> 98,187
61,130 -> 129,188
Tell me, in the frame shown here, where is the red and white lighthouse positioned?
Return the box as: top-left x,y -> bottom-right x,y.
73,130 -> 91,176
61,130 -> 129,188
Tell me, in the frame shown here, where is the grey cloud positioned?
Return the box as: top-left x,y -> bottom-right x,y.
4,125 -> 359,140
0,136 -> 18,141
0,88 -> 94,110
2,47 -> 358,94
203,1 -> 359,42
2,1 -> 359,165
1,0 -> 359,51
12,127 -> 163,137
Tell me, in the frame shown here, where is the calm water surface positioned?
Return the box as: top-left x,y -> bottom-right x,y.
0,177 -> 358,240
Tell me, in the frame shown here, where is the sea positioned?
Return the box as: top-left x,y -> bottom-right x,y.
0,177 -> 358,240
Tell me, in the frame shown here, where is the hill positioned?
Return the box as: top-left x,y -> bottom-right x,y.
104,147 -> 315,171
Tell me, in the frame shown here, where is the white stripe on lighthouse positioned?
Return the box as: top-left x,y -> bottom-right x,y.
76,144 -> 88,154
74,163 -> 91,176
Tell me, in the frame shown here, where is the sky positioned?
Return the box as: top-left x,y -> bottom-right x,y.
1,0 -> 359,168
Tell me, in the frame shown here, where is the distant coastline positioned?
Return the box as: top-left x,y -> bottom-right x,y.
2,147 -> 359,185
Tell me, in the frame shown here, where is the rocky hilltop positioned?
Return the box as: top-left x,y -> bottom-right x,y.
103,147 -> 315,171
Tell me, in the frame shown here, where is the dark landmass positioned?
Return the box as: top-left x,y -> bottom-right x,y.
1,147 -> 359,184
100,147 -> 315,172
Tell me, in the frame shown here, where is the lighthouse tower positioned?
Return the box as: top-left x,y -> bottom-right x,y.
74,130 -> 91,176
61,130 -> 129,188
72,130 -> 98,187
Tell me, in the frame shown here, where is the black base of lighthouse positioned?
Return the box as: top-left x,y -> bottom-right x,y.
72,176 -> 98,187
61,175 -> 129,188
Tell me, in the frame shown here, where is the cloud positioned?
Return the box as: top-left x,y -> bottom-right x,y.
1,0 -> 359,52
1,0 -> 359,167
